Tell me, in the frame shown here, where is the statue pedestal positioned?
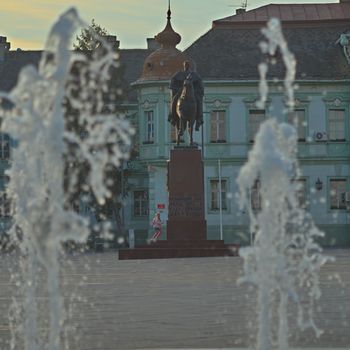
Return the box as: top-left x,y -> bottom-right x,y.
167,148 -> 206,241
119,147 -> 239,260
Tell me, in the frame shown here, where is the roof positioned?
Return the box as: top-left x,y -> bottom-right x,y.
136,13 -> 193,83
185,3 -> 350,81
0,49 -> 149,101
213,3 -> 350,26
0,51 -> 42,92
118,49 -> 152,99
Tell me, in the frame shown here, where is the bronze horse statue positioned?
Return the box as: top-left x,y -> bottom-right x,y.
175,73 -> 197,145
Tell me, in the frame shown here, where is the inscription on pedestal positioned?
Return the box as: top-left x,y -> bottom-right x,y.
169,196 -> 203,218
167,149 -> 206,239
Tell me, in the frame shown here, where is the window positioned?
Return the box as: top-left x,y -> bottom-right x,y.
330,179 -> 347,210
0,192 -> 11,218
144,111 -> 154,143
329,109 -> 345,141
0,175 -> 9,186
249,110 -> 265,142
296,178 -> 307,208
287,109 -> 306,141
170,124 -> 177,143
0,133 -> 10,160
210,110 -> 226,143
210,179 -> 227,211
133,190 -> 149,216
251,179 -> 261,211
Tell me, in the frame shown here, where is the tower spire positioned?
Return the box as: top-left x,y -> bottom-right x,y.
154,0 -> 180,48
167,0 -> 171,20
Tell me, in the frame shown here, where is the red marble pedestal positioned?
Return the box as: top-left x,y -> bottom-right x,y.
167,147 -> 206,241
118,147 -> 239,260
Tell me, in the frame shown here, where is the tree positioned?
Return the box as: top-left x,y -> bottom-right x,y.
73,19 -> 109,51
64,20 -> 133,249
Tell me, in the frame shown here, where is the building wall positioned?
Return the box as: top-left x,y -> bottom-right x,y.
129,80 -> 350,246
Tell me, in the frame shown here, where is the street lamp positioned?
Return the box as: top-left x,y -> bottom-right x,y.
315,177 -> 323,191
201,111 -> 211,159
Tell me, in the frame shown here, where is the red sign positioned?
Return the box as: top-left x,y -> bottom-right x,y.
157,204 -> 166,209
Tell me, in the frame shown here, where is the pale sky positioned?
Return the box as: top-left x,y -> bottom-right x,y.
1,0 -> 338,51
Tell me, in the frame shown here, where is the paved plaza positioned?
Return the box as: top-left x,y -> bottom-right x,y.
0,249 -> 349,349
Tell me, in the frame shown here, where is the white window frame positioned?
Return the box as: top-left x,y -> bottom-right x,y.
329,178 -> 347,210
133,190 -> 149,217
296,178 -> 307,208
328,109 -> 345,142
287,109 -> 306,141
0,192 -> 11,218
170,124 -> 177,143
251,179 -> 261,211
249,110 -> 265,142
0,133 -> 10,160
144,111 -> 154,143
209,179 -> 227,211
210,110 -> 226,143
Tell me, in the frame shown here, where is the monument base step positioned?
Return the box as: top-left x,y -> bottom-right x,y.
145,239 -> 229,248
118,241 -> 239,260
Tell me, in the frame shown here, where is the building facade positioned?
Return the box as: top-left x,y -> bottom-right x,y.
125,1 -> 350,246
0,1 -> 350,247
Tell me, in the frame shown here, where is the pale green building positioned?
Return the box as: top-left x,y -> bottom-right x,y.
0,2 -> 349,247
124,1 -> 350,246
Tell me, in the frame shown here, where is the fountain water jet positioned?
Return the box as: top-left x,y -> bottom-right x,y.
237,18 -> 333,350
0,8 -> 133,350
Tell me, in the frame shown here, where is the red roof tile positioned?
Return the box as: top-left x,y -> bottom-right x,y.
329,3 -> 345,18
281,5 -> 294,21
317,4 -> 332,18
291,5 -> 306,20
304,5 -> 319,20
268,5 -> 281,19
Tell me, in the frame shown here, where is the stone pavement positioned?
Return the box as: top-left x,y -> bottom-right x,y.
0,249 -> 349,349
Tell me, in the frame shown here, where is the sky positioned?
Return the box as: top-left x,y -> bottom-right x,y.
1,0 -> 338,51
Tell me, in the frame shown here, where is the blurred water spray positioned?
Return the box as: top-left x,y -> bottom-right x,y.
0,8 -> 133,350
237,18 -> 332,350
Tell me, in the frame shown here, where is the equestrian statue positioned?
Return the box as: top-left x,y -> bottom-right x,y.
169,61 -> 204,145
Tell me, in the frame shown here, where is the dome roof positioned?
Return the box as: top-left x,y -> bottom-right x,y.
137,8 -> 195,82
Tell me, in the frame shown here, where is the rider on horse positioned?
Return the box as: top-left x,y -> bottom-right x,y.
169,61 -> 204,131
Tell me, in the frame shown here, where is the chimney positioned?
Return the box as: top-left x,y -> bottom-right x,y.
0,36 -> 10,61
104,35 -> 120,50
236,8 -> 246,15
147,38 -> 160,50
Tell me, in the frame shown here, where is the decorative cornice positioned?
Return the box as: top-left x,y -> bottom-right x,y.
243,96 -> 271,109
322,96 -> 350,107
204,96 -> 231,108
132,79 -> 350,88
282,95 -> 310,109
140,98 -> 158,110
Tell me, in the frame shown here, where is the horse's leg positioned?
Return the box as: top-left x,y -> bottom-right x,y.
189,122 -> 194,145
176,119 -> 180,145
179,117 -> 184,137
182,119 -> 187,136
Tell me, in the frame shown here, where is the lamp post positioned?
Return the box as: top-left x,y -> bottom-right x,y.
218,159 -> 223,241
315,177 -> 323,191
201,111 -> 210,159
